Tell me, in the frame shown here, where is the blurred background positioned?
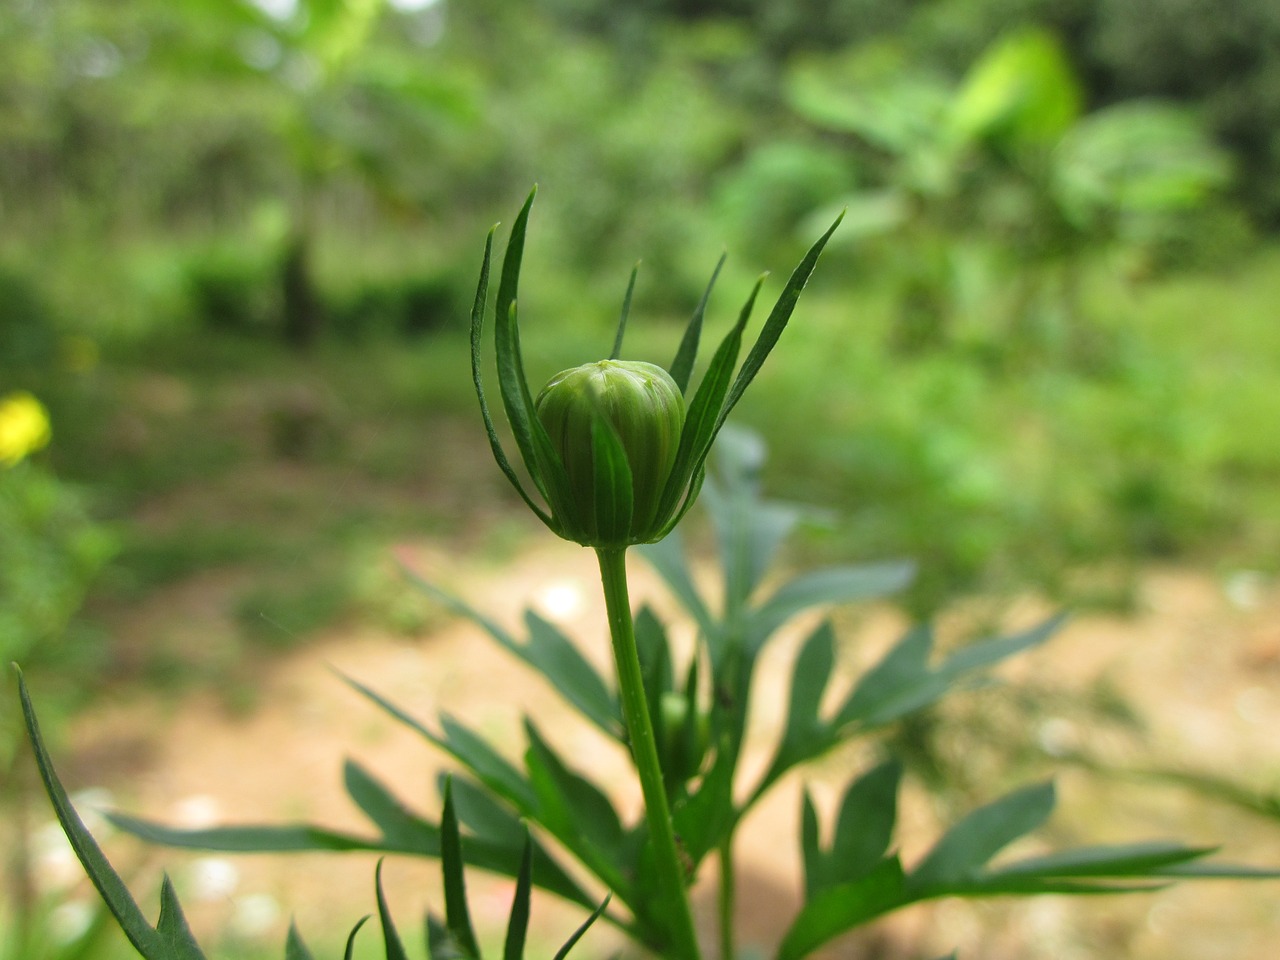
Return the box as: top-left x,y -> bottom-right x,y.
4,0 -> 1280,957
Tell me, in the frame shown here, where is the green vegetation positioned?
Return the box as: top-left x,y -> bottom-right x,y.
6,0 -> 1280,955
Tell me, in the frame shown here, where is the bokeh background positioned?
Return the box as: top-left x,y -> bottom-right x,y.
4,0 -> 1280,957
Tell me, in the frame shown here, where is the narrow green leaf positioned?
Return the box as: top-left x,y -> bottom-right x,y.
785,621 -> 835,740
1153,861 -> 1280,879
342,672 -> 539,814
836,624 -> 935,728
610,263 -> 639,360
835,615 -> 1062,731
399,569 -> 621,740
552,895 -> 613,960
655,277 -> 762,526
344,916 -> 370,960
440,712 -> 541,817
156,876 -> 207,960
669,254 -> 726,393
777,857 -> 906,960
524,721 -> 626,873
494,188 -> 539,448
749,562 -> 915,652
286,920 -> 315,960
940,876 -> 1170,896
375,860 -> 411,960
344,759 -> 438,851
107,814 -> 373,853
17,669 -> 164,959
523,611 -> 621,739
651,461 -> 707,545
503,832 -> 535,960
801,790 -> 822,900
440,780 -> 482,960
910,782 -> 1057,893
941,613 -> 1067,673
470,224 -> 551,525
444,775 -> 596,909
719,211 -> 843,424
988,841 -> 1215,880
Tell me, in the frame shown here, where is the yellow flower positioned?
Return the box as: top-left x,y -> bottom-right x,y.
0,391 -> 52,466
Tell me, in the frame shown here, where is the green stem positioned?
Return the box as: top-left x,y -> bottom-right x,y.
596,547 -> 702,960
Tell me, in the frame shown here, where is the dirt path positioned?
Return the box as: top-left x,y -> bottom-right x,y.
35,547 -> 1280,959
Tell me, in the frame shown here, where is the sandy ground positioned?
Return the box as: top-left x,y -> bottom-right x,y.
28,542 -> 1280,960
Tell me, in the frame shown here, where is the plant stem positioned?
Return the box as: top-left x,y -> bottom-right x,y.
596,547 -> 702,960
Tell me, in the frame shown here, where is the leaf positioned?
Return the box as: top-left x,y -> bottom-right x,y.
524,721 -> 626,880
610,264 -> 639,360
829,761 -> 902,887
156,875 -> 207,960
719,211 -> 843,423
777,857 -> 907,960
440,780 -> 482,960
521,611 -> 621,738
835,624 -> 933,728
17,668 -> 165,959
669,254 -> 726,394
504,833 -> 535,960
910,782 -> 1056,893
344,916 -> 370,960
344,759 -> 438,850
444,776 -> 595,909
799,761 -> 902,900
399,568 -> 621,740
375,860 -> 411,960
552,895 -> 613,960
800,790 -> 822,900
941,613 -> 1066,673
762,622 -> 837,784
656,277 -> 761,527
342,672 -> 538,814
836,615 -> 1063,731
469,225 -> 550,525
749,562 -> 915,652
285,921 -> 315,960
107,815 -> 372,853
493,188 -> 543,494
951,27 -> 1082,149
987,841 -> 1215,880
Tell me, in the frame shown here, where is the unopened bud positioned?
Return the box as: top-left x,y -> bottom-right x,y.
535,360 -> 685,548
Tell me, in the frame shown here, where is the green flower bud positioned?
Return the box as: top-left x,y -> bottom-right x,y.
535,359 -> 685,548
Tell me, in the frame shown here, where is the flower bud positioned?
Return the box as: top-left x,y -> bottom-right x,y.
535,360 -> 685,548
